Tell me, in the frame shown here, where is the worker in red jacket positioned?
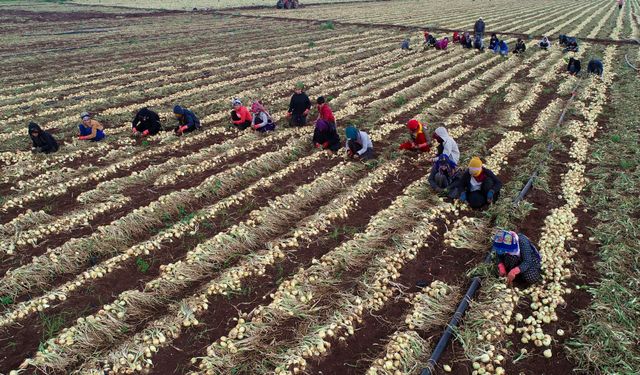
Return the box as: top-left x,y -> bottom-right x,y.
399,119 -> 430,152
316,96 -> 335,126
230,99 -> 252,130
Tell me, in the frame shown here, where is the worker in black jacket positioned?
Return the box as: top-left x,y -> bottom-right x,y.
455,156 -> 502,209
132,107 -> 162,137
286,82 -> 312,127
28,122 -> 59,154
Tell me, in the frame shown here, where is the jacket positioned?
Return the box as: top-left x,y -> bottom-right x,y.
28,123 -> 58,153
514,41 -> 526,53
132,107 -> 162,135
489,37 -> 499,50
435,38 -> 449,50
178,108 -> 200,129
434,127 -> 460,164
318,104 -> 335,123
233,106 -> 253,125
288,92 -> 312,115
313,121 -> 341,152
455,167 -> 502,196
474,19 -> 485,34
496,233 -> 541,275
345,131 -> 373,156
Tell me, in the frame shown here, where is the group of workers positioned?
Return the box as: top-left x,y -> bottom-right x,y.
26,22 -> 554,287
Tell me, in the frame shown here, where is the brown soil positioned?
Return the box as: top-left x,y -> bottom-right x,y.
149,158 -> 424,374
0,155 -> 340,373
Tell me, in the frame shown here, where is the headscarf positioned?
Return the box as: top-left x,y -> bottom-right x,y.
251,101 -> 267,114
80,111 -> 91,120
231,99 -> 242,107
407,119 -> 421,132
28,122 -> 42,134
173,105 -> 185,115
316,119 -> 330,132
436,154 -> 457,171
345,126 -> 358,140
493,230 -> 520,256
468,156 -> 483,177
295,81 -> 305,90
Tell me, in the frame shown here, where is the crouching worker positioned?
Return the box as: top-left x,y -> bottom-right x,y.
587,59 -> 604,77
28,122 -> 58,154
432,126 -> 459,164
399,119 -> 429,152
435,37 -> 449,50
345,126 -> 374,160
539,36 -> 551,50
231,99 -> 252,130
132,107 -> 161,137
78,112 -> 105,141
173,105 -> 200,135
287,82 -> 312,127
567,57 -> 581,75
513,38 -> 526,54
493,229 -> 542,285
251,101 -> 276,132
423,31 -> 436,49
429,154 -> 460,198
401,38 -> 412,50
456,156 -> 502,209
313,119 -> 340,152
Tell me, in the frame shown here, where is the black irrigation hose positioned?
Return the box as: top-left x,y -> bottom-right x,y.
512,78 -> 584,205
419,252 -> 493,375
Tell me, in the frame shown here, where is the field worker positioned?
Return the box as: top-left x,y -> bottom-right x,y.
78,112 -> 105,141
473,34 -> 484,51
452,31 -> 461,43
316,96 -> 336,126
313,119 -> 341,152
539,36 -> 551,50
493,229 -> 542,285
132,107 -> 161,137
424,33 -> 437,49
345,126 -> 374,160
513,38 -> 526,54
567,57 -> 581,75
497,40 -> 509,56
401,38 -> 411,50
399,119 -> 429,152
429,154 -> 460,198
230,98 -> 252,130
251,100 -> 276,132
461,32 -> 472,48
618,0 -> 624,10
456,156 -> 502,209
28,122 -> 58,154
587,59 -> 604,76
173,105 -> 201,135
488,33 -> 499,50
435,37 -> 449,50
432,126 -> 459,164
563,37 -> 579,53
287,82 -> 312,127
474,17 -> 485,40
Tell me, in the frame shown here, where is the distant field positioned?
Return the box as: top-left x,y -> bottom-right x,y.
71,0 -> 376,10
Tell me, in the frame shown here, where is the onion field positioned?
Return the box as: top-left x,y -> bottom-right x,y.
0,1 -> 638,375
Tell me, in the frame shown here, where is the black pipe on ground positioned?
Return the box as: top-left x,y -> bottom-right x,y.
420,252 -> 493,375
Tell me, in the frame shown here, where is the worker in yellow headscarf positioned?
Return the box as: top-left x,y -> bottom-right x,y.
455,157 -> 502,209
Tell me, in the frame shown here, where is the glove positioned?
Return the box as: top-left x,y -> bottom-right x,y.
179,125 -> 189,133
303,109 -> 310,116
78,135 -> 90,140
142,130 -> 150,136
507,267 -> 521,284
487,190 -> 495,204
132,127 -> 138,134
399,142 -> 413,150
322,142 -> 330,149
315,143 -> 322,148
497,263 -> 507,277
459,192 -> 467,202
286,112 -> 292,118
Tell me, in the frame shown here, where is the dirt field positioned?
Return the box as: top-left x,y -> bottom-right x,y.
0,1 -> 638,375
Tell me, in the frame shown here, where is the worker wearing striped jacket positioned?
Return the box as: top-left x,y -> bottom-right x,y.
493,230 -> 542,285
